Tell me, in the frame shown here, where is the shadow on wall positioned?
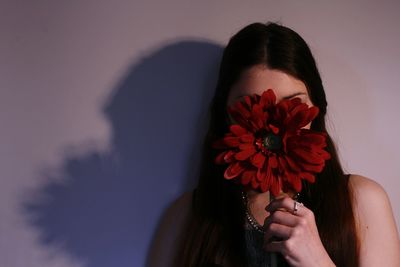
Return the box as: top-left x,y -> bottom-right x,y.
22,40 -> 223,267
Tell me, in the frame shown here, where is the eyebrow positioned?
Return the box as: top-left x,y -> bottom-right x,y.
283,92 -> 306,99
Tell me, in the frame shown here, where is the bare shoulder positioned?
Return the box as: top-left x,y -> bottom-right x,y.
348,174 -> 400,266
349,174 -> 385,194
146,191 -> 193,267
349,174 -> 394,223
349,174 -> 389,209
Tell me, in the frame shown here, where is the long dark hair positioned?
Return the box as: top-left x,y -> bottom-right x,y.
176,22 -> 359,267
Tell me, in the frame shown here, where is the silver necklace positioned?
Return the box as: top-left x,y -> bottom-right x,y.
241,190 -> 301,234
241,191 -> 265,234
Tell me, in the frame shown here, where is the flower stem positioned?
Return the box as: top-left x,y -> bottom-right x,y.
269,191 -> 278,267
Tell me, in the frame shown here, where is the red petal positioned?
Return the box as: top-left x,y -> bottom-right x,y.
289,132 -> 325,146
240,134 -> 255,143
269,124 -> 279,134
287,98 -> 302,111
291,148 -> 324,165
251,153 -> 265,168
223,150 -> 236,163
320,150 -> 331,160
260,164 -> 273,192
223,136 -> 240,147
241,170 -> 255,185
251,178 -> 259,189
260,175 -> 269,192
256,166 -> 266,182
239,143 -> 254,150
286,171 -> 302,192
284,155 -> 301,172
278,156 -> 290,171
234,101 -> 251,118
235,147 -> 256,160
224,162 -> 245,179
268,155 -> 278,168
230,124 -> 248,136
270,175 -> 281,197
300,162 -> 324,172
260,89 -> 276,107
215,151 -> 227,164
252,104 -> 266,130
244,95 -> 252,107
301,172 -> 315,183
306,106 -> 319,122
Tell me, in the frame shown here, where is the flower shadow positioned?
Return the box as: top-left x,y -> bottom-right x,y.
22,40 -> 223,267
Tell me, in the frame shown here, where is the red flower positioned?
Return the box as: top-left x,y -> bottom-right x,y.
212,89 -> 331,196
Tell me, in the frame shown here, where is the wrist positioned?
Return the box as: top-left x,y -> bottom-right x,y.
319,254 -> 336,267
310,250 -> 335,267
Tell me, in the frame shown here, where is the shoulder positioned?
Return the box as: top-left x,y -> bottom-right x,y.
348,174 -> 400,266
146,191 -> 193,267
348,174 -> 393,220
163,191 -> 193,219
348,174 -> 388,207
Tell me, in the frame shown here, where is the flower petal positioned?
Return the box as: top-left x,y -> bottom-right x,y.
224,161 -> 245,179
235,147 -> 256,160
223,136 -> 240,147
241,170 -> 255,185
215,151 -> 227,164
214,89 -> 330,194
270,175 -> 281,197
230,124 -> 248,136
240,133 -> 255,143
286,171 -> 302,192
268,155 -> 278,169
284,155 -> 301,172
301,172 -> 315,183
256,167 -> 266,182
251,152 -> 265,168
260,89 -> 276,108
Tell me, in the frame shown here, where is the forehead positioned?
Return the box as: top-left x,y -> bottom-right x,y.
227,65 -> 309,105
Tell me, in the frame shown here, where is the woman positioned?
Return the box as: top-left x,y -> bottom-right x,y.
148,22 -> 400,267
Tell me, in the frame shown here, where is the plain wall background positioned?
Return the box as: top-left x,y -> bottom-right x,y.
1,1 -> 399,266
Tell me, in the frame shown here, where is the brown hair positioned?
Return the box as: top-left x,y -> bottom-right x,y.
176,22 -> 359,267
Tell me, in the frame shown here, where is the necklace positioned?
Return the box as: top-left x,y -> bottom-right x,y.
241,190 -> 301,234
241,191 -> 265,234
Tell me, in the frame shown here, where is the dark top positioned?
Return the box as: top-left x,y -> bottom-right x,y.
244,221 -> 288,267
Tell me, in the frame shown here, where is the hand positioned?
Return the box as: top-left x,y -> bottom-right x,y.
263,197 -> 336,267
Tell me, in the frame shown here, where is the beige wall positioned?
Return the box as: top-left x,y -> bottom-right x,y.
1,1 -> 399,266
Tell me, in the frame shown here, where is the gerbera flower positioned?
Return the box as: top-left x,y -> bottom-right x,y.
212,89 -> 331,196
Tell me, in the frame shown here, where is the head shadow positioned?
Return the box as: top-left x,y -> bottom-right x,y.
21,40 -> 223,267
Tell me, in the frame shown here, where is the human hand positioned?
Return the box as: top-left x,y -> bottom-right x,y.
263,197 -> 336,267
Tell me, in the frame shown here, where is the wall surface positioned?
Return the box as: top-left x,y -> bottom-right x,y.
1,0 -> 399,266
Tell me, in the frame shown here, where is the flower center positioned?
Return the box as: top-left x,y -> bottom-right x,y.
263,132 -> 282,151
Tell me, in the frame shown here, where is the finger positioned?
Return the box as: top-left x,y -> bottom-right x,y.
264,210 -> 298,227
264,222 -> 292,242
266,197 -> 306,216
263,239 -> 285,253
263,239 -> 294,261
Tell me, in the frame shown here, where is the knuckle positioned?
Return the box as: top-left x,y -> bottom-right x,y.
298,218 -> 307,227
283,239 -> 294,253
265,222 -> 275,232
283,197 -> 291,206
273,210 -> 284,220
270,212 -> 278,221
291,227 -> 301,237
305,209 -> 315,220
283,253 -> 291,262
